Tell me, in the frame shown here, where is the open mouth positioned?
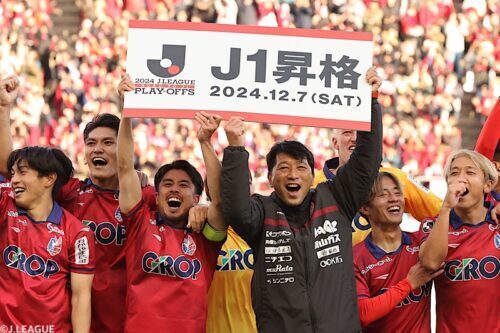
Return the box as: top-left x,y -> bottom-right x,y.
348,146 -> 356,153
92,157 -> 108,167
13,187 -> 25,196
460,188 -> 469,198
387,205 -> 401,214
285,184 -> 301,193
167,197 -> 182,208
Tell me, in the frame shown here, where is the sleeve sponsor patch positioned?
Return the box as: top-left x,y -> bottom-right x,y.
75,236 -> 90,265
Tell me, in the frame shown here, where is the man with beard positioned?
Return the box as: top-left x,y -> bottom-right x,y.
117,74 -> 227,332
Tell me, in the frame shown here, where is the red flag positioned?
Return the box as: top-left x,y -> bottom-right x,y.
475,98 -> 500,160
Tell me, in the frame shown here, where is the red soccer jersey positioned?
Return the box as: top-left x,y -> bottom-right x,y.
418,203 -> 500,333
122,199 -> 223,333
354,231 -> 431,333
57,178 -> 156,333
0,185 -> 95,331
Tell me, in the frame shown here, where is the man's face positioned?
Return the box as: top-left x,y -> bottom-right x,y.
84,127 -> 118,184
332,130 -> 357,167
447,156 -> 492,210
269,153 -> 313,206
361,176 -> 404,226
11,160 -> 54,209
156,169 -> 200,223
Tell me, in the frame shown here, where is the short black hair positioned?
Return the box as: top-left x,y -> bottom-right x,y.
7,147 -> 74,198
83,113 -> 120,141
154,160 -> 204,195
266,141 -> 315,175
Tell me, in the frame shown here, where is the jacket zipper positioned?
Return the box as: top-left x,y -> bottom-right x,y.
303,233 -> 316,333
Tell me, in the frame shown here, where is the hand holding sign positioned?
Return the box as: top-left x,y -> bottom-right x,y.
365,66 -> 381,92
195,111 -> 222,143
118,74 -> 135,108
224,117 -> 245,147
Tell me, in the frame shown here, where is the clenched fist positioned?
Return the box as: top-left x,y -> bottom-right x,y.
224,117 -> 245,147
0,76 -> 20,110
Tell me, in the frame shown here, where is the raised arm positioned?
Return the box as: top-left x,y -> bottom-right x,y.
330,66 -> 383,220
220,117 -> 264,246
419,180 -> 466,271
0,76 -> 19,177
475,98 -> 499,160
117,74 -> 142,213
195,112 -> 227,232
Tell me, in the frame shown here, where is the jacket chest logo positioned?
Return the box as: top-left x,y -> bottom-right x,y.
314,219 -> 343,267
264,228 -> 294,284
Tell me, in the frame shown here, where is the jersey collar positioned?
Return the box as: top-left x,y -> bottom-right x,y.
488,190 -> 499,202
18,202 -> 63,225
322,157 -> 340,180
365,231 -> 412,260
83,178 -> 119,197
155,211 -> 166,226
155,211 -> 190,230
450,201 -> 495,229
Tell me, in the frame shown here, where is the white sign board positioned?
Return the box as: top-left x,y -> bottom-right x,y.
125,20 -> 373,130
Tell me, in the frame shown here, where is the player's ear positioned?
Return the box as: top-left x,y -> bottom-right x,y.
359,204 -> 370,219
155,192 -> 159,206
483,178 -> 493,194
331,131 -> 339,150
44,172 -> 57,189
194,194 -> 200,204
267,172 -> 274,187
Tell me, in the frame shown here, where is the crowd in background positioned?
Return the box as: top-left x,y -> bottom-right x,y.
1,0 -> 499,196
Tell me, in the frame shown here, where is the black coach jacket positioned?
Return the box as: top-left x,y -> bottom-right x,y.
221,98 -> 382,333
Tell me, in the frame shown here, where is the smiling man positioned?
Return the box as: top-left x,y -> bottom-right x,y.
53,114 -> 156,333
354,172 -> 442,333
0,77 -> 155,332
117,75 -> 227,332
221,68 -> 382,332
0,147 -> 95,332
419,150 -> 499,333
313,123 -> 442,246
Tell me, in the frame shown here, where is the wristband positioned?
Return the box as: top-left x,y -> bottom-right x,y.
203,222 -> 227,242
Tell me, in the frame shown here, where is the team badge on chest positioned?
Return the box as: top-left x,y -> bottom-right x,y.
182,234 -> 197,256
47,236 -> 63,256
115,207 -> 123,222
494,233 -> 500,250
